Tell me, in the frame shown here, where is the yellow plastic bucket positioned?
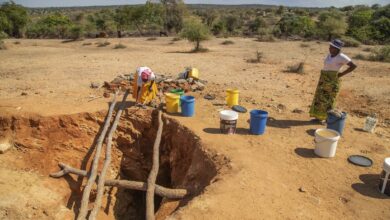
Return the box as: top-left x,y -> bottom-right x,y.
189,68 -> 199,79
226,89 -> 239,107
165,93 -> 180,113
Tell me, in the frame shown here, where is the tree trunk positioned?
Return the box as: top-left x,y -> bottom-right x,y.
117,30 -> 122,38
195,40 -> 200,51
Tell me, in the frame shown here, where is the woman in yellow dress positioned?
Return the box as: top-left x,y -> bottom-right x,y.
132,66 -> 158,105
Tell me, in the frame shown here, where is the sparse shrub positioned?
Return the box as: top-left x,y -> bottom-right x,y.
362,47 -> 372,52
353,53 -> 367,60
97,41 -> 110,47
286,62 -> 305,74
180,17 -> 210,52
247,50 -> 264,63
172,37 -> 181,41
221,40 -> 234,45
14,41 -> 20,44
69,25 -> 84,40
341,36 -> 361,47
256,35 -> 276,42
0,40 -> 6,50
114,43 -> 126,49
368,46 -> 390,62
82,42 -> 92,46
147,37 -> 157,41
300,43 -> 310,47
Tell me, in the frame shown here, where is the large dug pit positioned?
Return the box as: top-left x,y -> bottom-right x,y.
0,109 -> 229,219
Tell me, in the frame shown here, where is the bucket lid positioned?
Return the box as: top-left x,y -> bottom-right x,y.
348,155 -> 373,167
220,110 -> 238,120
232,105 -> 247,113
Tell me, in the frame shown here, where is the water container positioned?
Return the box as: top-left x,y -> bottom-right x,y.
326,111 -> 347,135
363,115 -> 378,133
165,93 -> 180,113
180,96 -> 195,117
170,88 -> 185,105
226,89 -> 239,107
189,68 -> 199,79
314,128 -> 340,158
250,110 -> 268,135
219,110 -> 238,134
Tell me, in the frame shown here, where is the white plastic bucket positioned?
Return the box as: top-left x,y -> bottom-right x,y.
219,110 -> 238,134
314,128 -> 341,158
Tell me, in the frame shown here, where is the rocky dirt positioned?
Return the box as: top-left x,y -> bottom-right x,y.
0,37 -> 389,219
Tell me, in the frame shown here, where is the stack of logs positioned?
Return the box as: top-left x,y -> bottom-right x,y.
50,90 -> 187,220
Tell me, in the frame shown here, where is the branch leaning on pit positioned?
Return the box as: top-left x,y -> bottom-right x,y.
89,90 -> 129,220
146,110 -> 163,220
49,164 -> 187,199
77,90 -> 119,220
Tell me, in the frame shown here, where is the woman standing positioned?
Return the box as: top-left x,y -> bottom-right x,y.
310,39 -> 357,120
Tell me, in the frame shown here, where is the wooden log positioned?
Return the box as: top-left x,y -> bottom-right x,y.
50,162 -> 87,178
49,164 -> 187,199
146,111 -> 163,220
77,90 -> 119,220
88,91 -> 129,220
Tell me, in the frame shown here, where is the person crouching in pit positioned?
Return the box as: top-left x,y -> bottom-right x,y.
132,66 -> 158,106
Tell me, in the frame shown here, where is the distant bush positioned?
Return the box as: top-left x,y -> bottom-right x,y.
221,40 -> 234,45
285,62 -> 305,74
97,41 -> 110,47
341,36 -> 361,47
362,47 -> 372,52
0,40 -> 6,50
172,37 -> 181,41
14,41 -> 20,44
256,35 -> 276,42
146,37 -> 157,41
114,43 -> 126,49
300,43 -> 310,47
69,25 -> 84,40
369,46 -> 390,62
247,50 -> 264,63
353,53 -> 366,60
82,42 -> 92,46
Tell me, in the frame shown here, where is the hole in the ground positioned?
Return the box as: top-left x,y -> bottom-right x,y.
0,109 -> 229,219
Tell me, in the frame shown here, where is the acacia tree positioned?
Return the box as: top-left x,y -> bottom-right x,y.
158,0 -> 187,33
180,17 -> 210,51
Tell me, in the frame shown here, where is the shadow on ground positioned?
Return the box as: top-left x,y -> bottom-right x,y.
267,117 -> 321,129
352,174 -> 390,199
294,147 -> 319,158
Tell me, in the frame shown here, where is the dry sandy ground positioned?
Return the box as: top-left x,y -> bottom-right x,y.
0,37 -> 390,219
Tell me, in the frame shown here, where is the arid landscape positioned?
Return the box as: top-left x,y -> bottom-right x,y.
0,37 -> 390,219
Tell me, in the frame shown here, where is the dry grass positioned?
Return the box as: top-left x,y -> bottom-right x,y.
300,43 -> 310,48
247,50 -> 264,63
285,62 -> 305,74
96,41 -> 110,47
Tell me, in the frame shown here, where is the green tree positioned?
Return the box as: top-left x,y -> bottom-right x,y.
159,0 -> 187,33
275,13 -> 315,38
347,8 -> 374,42
370,5 -> 390,44
180,17 -> 210,51
248,17 -> 266,33
224,15 -> 239,33
211,20 -> 225,36
0,1 -> 28,38
39,13 -> 72,38
69,25 -> 84,40
317,10 -> 347,40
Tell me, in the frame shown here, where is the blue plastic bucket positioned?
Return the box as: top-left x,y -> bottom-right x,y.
327,111 -> 347,135
250,110 -> 268,135
180,96 -> 195,117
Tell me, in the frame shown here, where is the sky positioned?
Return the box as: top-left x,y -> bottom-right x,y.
1,0 -> 388,8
